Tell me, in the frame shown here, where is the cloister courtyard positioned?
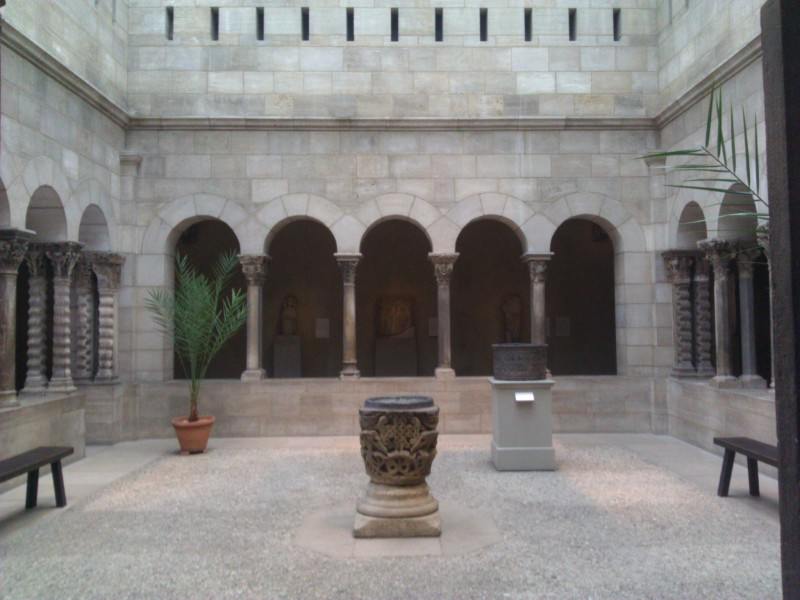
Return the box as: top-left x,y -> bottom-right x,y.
0,434 -> 782,599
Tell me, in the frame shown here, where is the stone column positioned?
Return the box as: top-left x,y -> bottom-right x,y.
45,242 -> 83,393
429,253 -> 458,379
522,254 -> 551,346
90,252 -> 124,383
699,239 -> 739,388
335,253 -> 361,379
692,257 -> 716,377
736,245 -> 768,388
0,229 -> 32,405
71,255 -> 95,383
21,247 -> 48,394
757,224 -> 776,389
239,255 -> 268,382
662,250 -> 697,377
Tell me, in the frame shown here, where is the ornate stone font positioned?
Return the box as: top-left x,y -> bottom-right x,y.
492,343 -> 548,381
354,396 -> 441,538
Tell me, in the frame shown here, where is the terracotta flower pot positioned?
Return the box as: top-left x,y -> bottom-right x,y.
171,415 -> 215,454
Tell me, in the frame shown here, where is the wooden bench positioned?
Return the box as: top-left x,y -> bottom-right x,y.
714,437 -> 778,498
0,447 -> 73,509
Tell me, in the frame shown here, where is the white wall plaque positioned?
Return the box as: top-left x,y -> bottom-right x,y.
515,391 -> 535,403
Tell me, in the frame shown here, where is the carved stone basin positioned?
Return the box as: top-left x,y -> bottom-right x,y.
354,396 -> 441,538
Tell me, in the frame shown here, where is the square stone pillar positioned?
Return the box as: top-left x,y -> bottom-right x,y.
335,253 -> 361,379
45,242 -> 83,393
0,229 -> 33,405
89,252 -> 125,383
239,254 -> 268,382
736,245 -> 768,388
429,253 -> 458,379
71,255 -> 95,383
699,239 -> 739,388
662,250 -> 698,377
21,246 -> 48,395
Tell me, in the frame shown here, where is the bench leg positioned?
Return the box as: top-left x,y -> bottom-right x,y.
717,449 -> 735,497
25,468 -> 39,509
747,458 -> 760,497
51,461 -> 66,508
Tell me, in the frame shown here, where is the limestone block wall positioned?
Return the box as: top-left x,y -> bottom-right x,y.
126,0 -> 659,118
0,0 -> 129,106
657,0 -> 766,113
124,126 -> 663,382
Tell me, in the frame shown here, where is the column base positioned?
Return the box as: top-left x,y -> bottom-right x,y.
0,390 -> 19,408
20,379 -> 48,395
340,366 -> 360,380
739,374 -> 768,389
671,365 -> 699,378
710,375 -> 741,389
240,369 -> 266,382
434,367 -> 455,379
47,377 -> 77,394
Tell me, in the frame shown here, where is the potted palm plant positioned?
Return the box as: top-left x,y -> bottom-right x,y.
146,251 -> 247,454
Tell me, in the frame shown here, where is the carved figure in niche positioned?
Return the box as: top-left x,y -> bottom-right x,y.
501,295 -> 523,343
280,295 -> 299,335
377,297 -> 414,338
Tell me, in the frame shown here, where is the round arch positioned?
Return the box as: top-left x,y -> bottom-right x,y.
674,201 -> 708,249
26,185 -> 67,242
259,193 -> 342,253
74,179 -> 118,251
78,205 -> 111,251
445,193 -> 532,252
354,194 -> 439,252
715,184 -> 758,242
7,156 -> 78,239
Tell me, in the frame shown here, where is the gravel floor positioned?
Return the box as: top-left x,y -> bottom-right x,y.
0,440 -> 781,599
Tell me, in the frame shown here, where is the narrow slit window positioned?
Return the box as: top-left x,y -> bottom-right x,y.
613,8 -> 621,41
391,8 -> 399,42
257,7 -> 265,41
568,8 -> 577,41
166,6 -> 174,41
346,8 -> 354,41
301,7 -> 310,41
524,8 -> 532,42
435,8 -> 443,42
479,8 -> 488,42
211,7 -> 219,41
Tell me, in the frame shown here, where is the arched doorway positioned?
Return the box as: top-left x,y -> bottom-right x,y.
548,218 -> 617,375
357,220 -> 436,377
452,219 -> 529,375
264,220 -> 341,378
173,219 -> 246,379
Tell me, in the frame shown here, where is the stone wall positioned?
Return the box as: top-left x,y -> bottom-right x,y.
126,0 -> 659,118
1,0 -> 128,106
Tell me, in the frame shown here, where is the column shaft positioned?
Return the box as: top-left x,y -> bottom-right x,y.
523,254 -> 551,346
699,239 -> 739,388
45,242 -> 83,393
336,254 -> 361,379
0,229 -> 32,405
90,252 -> 125,383
239,255 -> 268,381
663,251 -> 697,377
22,248 -> 48,394
430,253 -> 458,378
71,256 -> 94,382
737,246 -> 767,388
693,259 -> 716,377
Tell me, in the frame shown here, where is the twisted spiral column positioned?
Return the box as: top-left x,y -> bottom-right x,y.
71,256 -> 95,382
21,247 -> 49,394
692,258 -> 715,377
89,252 -> 125,382
0,229 -> 32,405
45,242 -> 83,393
663,251 -> 697,377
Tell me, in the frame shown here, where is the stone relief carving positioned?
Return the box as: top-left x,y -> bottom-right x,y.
377,297 -> 414,338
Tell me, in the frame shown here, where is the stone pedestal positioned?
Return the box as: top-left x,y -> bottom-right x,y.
273,335 -> 301,377
354,396 -> 440,538
0,229 -> 32,406
490,378 -> 555,471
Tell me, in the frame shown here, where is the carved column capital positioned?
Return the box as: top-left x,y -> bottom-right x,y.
44,242 -> 83,279
72,254 -> 94,288
522,253 -> 552,284
239,254 -> 269,285
735,244 -> 763,279
335,253 -> 361,285
698,239 -> 735,279
88,252 -> 125,291
429,253 -> 458,286
0,229 -> 33,274
662,250 -> 698,284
